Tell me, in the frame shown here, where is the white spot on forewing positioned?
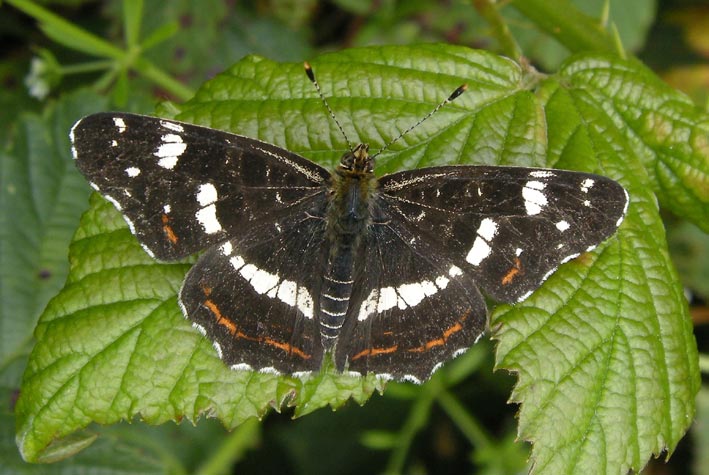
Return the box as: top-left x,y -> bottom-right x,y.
160,120 -> 184,132
522,181 -> 548,215
196,204 -> 222,234
556,220 -> 570,232
515,248 -> 523,256
155,133 -> 186,169
448,266 -> 462,277
113,117 -> 126,133
466,237 -> 491,266
220,241 -> 233,256
163,204 -> 171,213
230,255 -> 245,269
530,170 -> 554,178
476,218 -> 498,241
580,178 -> 595,193
111,140 -> 118,147
125,166 -> 140,177
196,183 -> 218,206
435,276 -> 450,289
157,155 -> 179,170
583,200 -> 591,207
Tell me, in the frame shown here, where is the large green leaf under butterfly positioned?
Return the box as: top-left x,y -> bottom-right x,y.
70,107 -> 627,382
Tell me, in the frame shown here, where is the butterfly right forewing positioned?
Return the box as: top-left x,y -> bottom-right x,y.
378,166 -> 628,304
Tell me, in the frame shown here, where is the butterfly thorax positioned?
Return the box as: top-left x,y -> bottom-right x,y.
319,143 -> 378,350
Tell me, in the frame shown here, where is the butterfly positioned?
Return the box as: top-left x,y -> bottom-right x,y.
70,64 -> 628,383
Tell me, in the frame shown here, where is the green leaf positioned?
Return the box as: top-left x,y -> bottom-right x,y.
0,90 -> 108,370
508,0 -> 656,70
494,58 -> 701,473
6,0 -> 124,60
558,54 -> 709,232
16,45 -> 700,473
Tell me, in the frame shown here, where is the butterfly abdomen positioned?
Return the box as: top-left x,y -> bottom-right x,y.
319,162 -> 378,349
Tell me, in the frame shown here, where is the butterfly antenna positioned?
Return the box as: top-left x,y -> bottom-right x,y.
304,62 -> 355,152
371,83 -> 468,159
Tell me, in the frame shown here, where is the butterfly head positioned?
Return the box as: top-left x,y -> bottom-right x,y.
338,143 -> 373,175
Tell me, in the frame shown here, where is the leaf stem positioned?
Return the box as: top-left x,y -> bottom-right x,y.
436,389 -> 493,450
60,60 -> 115,75
385,379 -> 438,475
472,0 -> 523,60
195,418 -> 260,475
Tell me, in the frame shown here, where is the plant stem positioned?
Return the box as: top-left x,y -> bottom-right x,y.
436,389 -> 493,450
473,0 -> 522,60
385,380 -> 438,475
196,418 -> 260,475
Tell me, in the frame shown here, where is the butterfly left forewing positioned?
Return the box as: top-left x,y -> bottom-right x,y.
378,166 -> 628,303
71,112 -> 330,260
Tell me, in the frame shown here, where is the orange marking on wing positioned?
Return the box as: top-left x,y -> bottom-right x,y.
201,285 -> 213,297
202,299 -> 311,359
205,299 -> 237,335
407,310 -> 470,353
161,214 -> 179,244
501,257 -> 522,285
351,345 -> 398,361
263,338 -> 312,359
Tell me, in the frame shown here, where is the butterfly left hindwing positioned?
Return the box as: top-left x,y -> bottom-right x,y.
179,201 -> 329,374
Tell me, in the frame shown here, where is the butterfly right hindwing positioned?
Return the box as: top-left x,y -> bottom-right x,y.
336,209 -> 487,382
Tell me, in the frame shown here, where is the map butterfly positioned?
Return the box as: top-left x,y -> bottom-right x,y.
70,64 -> 628,383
